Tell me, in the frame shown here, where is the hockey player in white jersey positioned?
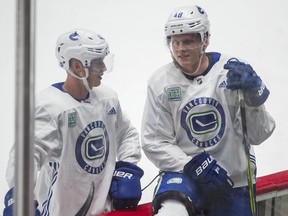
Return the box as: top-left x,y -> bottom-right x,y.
141,5 -> 275,216
3,29 -> 143,215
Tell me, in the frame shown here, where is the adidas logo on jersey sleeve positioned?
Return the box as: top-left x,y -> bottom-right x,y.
218,80 -> 227,88
107,107 -> 117,115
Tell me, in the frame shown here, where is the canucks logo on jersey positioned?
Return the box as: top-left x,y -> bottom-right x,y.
190,110 -> 219,135
86,135 -> 105,160
75,121 -> 110,174
180,97 -> 225,148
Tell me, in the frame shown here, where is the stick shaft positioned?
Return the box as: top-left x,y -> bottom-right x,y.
75,182 -> 95,216
239,91 -> 257,215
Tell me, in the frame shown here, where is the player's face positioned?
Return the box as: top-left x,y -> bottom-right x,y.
170,33 -> 203,73
87,58 -> 107,87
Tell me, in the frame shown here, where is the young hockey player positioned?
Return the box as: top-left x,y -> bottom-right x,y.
3,29 -> 143,215
141,5 -> 276,216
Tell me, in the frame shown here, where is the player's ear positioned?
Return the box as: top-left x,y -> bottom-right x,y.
70,58 -> 84,75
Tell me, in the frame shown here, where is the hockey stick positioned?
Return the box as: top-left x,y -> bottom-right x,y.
75,181 -> 95,216
238,90 -> 257,215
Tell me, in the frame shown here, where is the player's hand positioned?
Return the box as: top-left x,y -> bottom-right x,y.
184,151 -> 234,193
3,188 -> 41,216
224,58 -> 260,90
224,58 -> 270,107
110,161 -> 144,210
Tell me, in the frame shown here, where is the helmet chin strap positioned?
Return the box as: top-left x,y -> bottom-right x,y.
82,68 -> 92,92
182,51 -> 204,76
67,68 -> 92,92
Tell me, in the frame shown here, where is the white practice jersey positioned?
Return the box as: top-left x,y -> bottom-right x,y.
6,82 -> 141,215
141,52 -> 275,188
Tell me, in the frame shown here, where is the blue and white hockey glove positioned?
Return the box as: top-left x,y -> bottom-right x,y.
153,172 -> 197,216
224,58 -> 270,107
110,161 -> 144,210
184,151 -> 234,193
3,188 -> 40,216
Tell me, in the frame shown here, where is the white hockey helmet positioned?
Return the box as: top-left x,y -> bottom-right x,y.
55,29 -> 113,71
165,5 -> 210,42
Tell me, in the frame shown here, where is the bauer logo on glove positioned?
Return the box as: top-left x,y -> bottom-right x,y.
195,154 -> 214,176
113,170 -> 134,179
184,151 -> 234,193
110,161 -> 144,210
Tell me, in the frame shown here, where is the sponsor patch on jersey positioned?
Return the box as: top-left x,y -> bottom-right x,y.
167,87 -> 182,101
75,121 -> 109,174
68,111 -> 77,127
180,97 -> 225,148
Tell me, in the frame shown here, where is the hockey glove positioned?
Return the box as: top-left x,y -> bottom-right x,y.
110,161 -> 144,210
184,151 -> 234,194
153,172 -> 197,216
3,188 -> 41,216
224,58 -> 270,107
